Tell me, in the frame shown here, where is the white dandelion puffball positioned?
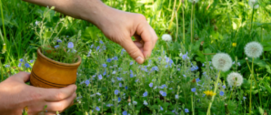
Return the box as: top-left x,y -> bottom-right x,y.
227,72 -> 243,87
248,0 -> 259,9
189,0 -> 199,3
162,34 -> 172,42
212,53 -> 232,72
244,41 -> 263,58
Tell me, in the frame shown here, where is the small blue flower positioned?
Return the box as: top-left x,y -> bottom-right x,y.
196,78 -> 200,83
143,91 -> 148,97
106,104 -> 113,107
191,65 -> 199,71
103,70 -> 106,76
119,83 -> 122,87
30,60 -> 34,63
107,58 -> 111,62
243,96 -> 246,100
160,106 -> 163,111
143,100 -> 148,105
175,94 -> 179,99
18,63 -> 22,67
149,83 -> 153,88
57,39 -> 62,43
183,74 -> 186,77
191,88 -> 196,92
117,77 -> 122,81
222,85 -> 226,89
54,45 -> 59,49
159,91 -> 167,97
160,84 -> 167,89
185,108 -> 189,113
114,90 -> 120,95
130,61 -> 134,65
102,64 -> 107,68
112,56 -> 118,60
96,46 -> 100,51
121,49 -> 126,55
118,97 -> 121,102
99,40 -> 104,44
67,42 -> 74,49
122,111 -> 127,115
19,58 -> 24,62
151,66 -> 159,71
85,80 -> 90,86
219,91 -> 224,96
95,107 -> 100,111
125,86 -> 128,90
130,70 -> 133,78
182,52 -> 188,60
98,74 -> 103,80
24,63 -> 31,68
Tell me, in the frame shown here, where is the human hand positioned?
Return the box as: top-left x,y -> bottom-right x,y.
96,8 -> 158,64
0,72 -> 77,115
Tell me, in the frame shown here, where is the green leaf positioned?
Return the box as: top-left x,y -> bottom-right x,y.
263,82 -> 271,94
258,107 -> 264,115
266,65 -> 271,74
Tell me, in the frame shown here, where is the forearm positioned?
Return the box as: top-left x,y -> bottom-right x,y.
23,0 -> 112,28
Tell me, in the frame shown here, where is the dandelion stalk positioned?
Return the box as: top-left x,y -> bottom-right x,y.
191,94 -> 195,115
207,71 -> 221,115
190,3 -> 194,43
249,6 -> 255,38
182,2 -> 185,44
249,58 -> 254,115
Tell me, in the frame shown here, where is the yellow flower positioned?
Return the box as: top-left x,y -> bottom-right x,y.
204,90 -> 216,97
232,43 -> 237,47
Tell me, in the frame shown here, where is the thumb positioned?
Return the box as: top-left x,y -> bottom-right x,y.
13,72 -> 30,83
120,38 -> 145,64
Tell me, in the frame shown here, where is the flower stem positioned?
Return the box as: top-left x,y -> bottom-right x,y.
182,3 -> 185,44
249,58 -> 254,115
206,71 -> 221,115
191,94 -> 194,115
249,7 -> 255,38
190,4 -> 194,43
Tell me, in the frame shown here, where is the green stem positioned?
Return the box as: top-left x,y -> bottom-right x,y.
249,58 -> 254,115
207,71 -> 221,115
191,94 -> 194,115
249,7 -> 255,38
190,4 -> 194,43
182,3 -> 185,45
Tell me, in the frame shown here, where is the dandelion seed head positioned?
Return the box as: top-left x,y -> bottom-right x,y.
249,0 -> 259,9
212,53 -> 232,71
227,72 -> 243,87
161,34 -> 172,42
244,41 -> 263,58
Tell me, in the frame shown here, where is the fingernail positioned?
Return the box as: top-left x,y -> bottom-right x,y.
136,56 -> 144,64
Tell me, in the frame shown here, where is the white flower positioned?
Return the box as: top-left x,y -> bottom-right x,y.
212,53 -> 233,72
189,0 -> 199,3
143,100 -> 148,105
244,41 -> 263,58
161,34 -> 172,42
227,72 -> 243,87
248,0 -> 259,9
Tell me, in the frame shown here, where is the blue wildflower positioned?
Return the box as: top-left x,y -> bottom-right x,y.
67,42 -> 74,49
191,65 -> 199,71
130,61 -> 134,65
151,66 -> 159,71
18,63 -> 22,67
118,97 -> 121,102
19,59 -> 23,62
191,88 -> 196,92
112,56 -> 118,60
182,52 -> 188,60
143,100 -> 148,105
54,45 -> 59,49
185,108 -> 189,113
98,74 -> 103,80
159,91 -> 167,97
24,63 -> 31,68
119,83 -> 122,87
114,90 -> 120,95
243,96 -> 246,100
160,84 -> 167,89
57,39 -> 62,43
121,49 -> 126,55
149,83 -> 153,87
103,70 -> 106,76
117,77 -> 122,81
183,74 -> 186,77
95,107 -> 100,111
30,60 -> 34,63
107,58 -> 111,63
106,104 -> 113,107
96,46 -> 100,51
122,111 -> 127,115
99,40 -> 104,44
160,106 -> 163,111
222,85 -> 226,89
196,78 -> 200,83
130,70 -> 133,78
102,64 -> 107,68
219,91 -> 224,96
85,80 -> 90,86
125,86 -> 128,90
143,91 -> 148,97
175,94 -> 179,99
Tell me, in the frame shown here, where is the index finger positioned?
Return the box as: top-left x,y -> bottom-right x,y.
45,84 -> 77,102
137,22 -> 154,58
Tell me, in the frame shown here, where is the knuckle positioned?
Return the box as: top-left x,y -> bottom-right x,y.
55,92 -> 65,100
136,14 -> 146,21
17,72 -> 29,77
